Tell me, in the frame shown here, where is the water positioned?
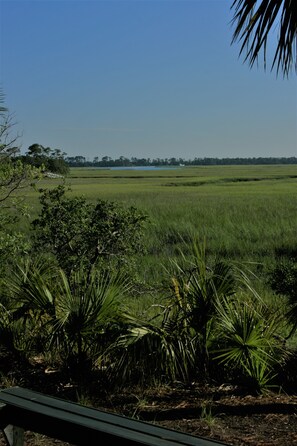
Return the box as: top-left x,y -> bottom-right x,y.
109,166 -> 181,171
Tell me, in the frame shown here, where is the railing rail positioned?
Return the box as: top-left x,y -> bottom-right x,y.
0,387 -> 228,446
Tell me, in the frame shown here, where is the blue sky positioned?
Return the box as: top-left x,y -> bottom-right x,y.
1,0 -> 296,160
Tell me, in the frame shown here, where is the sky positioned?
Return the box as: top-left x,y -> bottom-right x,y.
0,0 -> 296,160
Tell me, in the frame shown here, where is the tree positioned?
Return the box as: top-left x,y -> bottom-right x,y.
24,143 -> 69,175
231,0 -> 297,76
0,92 -> 39,272
32,185 -> 148,277
0,93 -> 34,203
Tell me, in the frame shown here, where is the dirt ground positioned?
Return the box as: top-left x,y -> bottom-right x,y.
1,384 -> 297,445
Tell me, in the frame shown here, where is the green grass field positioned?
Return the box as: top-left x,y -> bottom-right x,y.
25,164 -> 297,286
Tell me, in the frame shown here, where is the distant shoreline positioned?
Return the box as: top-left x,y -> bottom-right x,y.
65,156 -> 297,168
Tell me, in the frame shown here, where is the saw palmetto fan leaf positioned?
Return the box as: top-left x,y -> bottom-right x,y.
231,0 -> 297,76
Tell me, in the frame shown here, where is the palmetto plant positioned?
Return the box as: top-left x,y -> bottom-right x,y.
231,0 -> 297,76
270,259 -> 297,338
3,260 -> 58,356
169,241 -> 239,379
52,269 -> 127,371
112,241 -> 244,385
113,312 -> 196,385
214,294 -> 286,392
4,260 -> 128,373
0,302 -> 16,354
109,286 -> 182,385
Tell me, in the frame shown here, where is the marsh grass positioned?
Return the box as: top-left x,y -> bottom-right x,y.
17,165 -> 297,289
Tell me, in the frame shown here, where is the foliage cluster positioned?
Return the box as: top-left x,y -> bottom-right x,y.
0,93 -> 40,272
0,237 -> 292,395
32,185 -> 148,277
20,143 -> 69,175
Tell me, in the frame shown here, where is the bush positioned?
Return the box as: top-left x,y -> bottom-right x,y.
32,185 -> 148,277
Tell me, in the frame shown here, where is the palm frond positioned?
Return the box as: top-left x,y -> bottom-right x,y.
4,260 -> 57,316
231,0 -> 297,75
214,295 -> 286,390
52,269 -> 126,354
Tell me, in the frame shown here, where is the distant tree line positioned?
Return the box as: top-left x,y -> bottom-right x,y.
65,155 -> 297,168
14,143 -> 297,173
